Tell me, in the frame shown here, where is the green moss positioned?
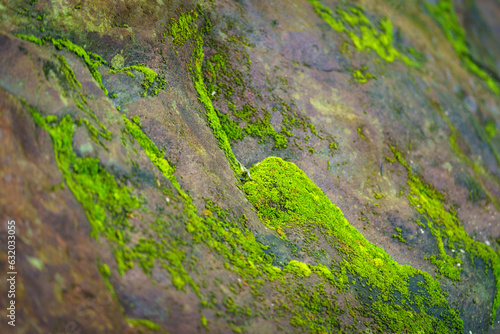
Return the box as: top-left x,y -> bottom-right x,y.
201,315 -> 208,328
15,33 -> 45,45
288,283 -> 342,332
352,66 -> 377,83
168,11 -> 199,46
110,65 -> 162,97
50,37 -> 109,95
389,145 -> 500,323
216,109 -> 245,140
126,318 -> 162,331
485,121 -> 497,141
391,227 -> 407,244
283,260 -> 312,277
242,157 -> 462,333
120,106 -> 461,331
307,1 -> 421,67
425,0 -> 500,95
166,9 -> 340,160
169,11 -> 240,174
18,34 -> 164,98
123,116 -> 177,183
25,104 -> 142,279
99,263 -> 111,277
56,55 -> 83,90
97,261 -> 116,298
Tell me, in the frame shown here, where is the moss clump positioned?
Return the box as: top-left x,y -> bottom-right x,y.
17,34 -> 165,98
49,37 -> 109,95
26,105 -> 141,275
283,260 -> 312,277
110,65 -> 165,97
351,66 -> 377,83
123,115 -> 176,182
425,0 -> 500,95
168,10 -> 240,174
307,1 -> 421,67
242,157 -> 462,333
391,227 -> 407,244
168,11 -> 199,46
15,33 -> 45,45
126,318 -> 162,331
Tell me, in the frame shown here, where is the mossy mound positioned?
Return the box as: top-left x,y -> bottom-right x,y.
243,157 -> 462,333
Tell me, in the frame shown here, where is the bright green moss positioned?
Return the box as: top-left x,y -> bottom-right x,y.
244,111 -> 288,149
122,115 -> 177,182
28,101 -> 199,298
425,0 -> 500,95
99,263 -> 111,278
54,54 -> 111,143
15,33 -> 45,45
391,227 -> 407,244
25,104 -> 142,277
121,107 -> 460,331
242,157 -> 462,333
167,10 -> 338,156
307,1 -> 420,67
201,315 -> 208,328
388,145 -> 500,323
168,11 -> 199,46
110,65 -> 162,97
352,66 -> 377,83
169,11 -> 240,174
216,110 -> 245,140
56,55 -> 83,90
97,261 -> 116,298
50,37 -> 109,95
126,318 -> 162,331
18,34 -> 165,98
485,121 -> 497,141
17,34 -> 108,95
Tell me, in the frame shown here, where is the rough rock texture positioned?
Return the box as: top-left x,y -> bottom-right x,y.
0,0 -> 500,333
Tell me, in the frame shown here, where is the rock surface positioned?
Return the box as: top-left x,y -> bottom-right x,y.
0,0 -> 500,333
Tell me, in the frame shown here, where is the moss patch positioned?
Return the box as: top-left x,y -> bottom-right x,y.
388,145 -> 500,323
242,157 -> 462,333
307,0 -> 421,67
425,0 -> 500,95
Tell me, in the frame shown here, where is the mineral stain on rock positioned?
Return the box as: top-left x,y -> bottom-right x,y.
1,0 -> 500,333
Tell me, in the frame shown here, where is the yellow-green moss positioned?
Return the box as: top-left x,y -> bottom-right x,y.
388,145 -> 500,323
110,65 -> 165,97
352,66 -> 377,83
50,37 -> 109,95
307,1 -> 421,67
425,0 -> 500,95
169,10 -> 240,174
126,318 -> 163,332
26,104 -> 141,276
242,157 -> 462,333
